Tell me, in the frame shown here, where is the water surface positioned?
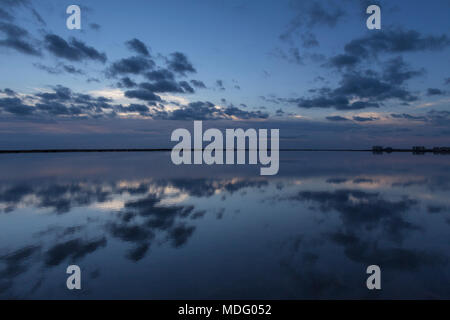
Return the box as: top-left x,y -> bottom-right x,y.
0,152 -> 449,299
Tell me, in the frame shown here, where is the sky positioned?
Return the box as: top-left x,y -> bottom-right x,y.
0,0 -> 449,149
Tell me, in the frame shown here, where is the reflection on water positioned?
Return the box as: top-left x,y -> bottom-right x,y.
0,152 -> 449,299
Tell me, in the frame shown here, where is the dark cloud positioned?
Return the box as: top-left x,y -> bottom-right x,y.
139,79 -> 194,94
167,52 -> 196,75
427,88 -> 444,96
190,80 -> 206,89
326,178 -> 348,184
0,8 -> 13,21
0,84 -> 265,121
117,103 -> 150,116
326,115 -> 349,121
0,37 -> 40,55
31,8 -> 45,26
155,101 -> 268,121
345,29 -> 450,58
145,69 -> 175,81
126,38 -> 150,56
335,72 -> 416,102
301,32 -> 319,48
36,85 -> 71,101
0,0 -> 29,6
117,77 -> 137,88
326,30 -> 449,76
33,63 -> 60,75
215,80 -> 225,90
353,116 -> 378,122
0,97 -> 34,115
382,56 -> 424,85
427,205 -> 447,214
107,56 -> 154,76
0,22 -> 40,56
275,108 -> 284,116
327,54 -> 359,69
0,88 -> 15,96
44,34 -> 107,63
390,113 -> 428,121
124,89 -> 161,103
62,64 -> 84,75
89,23 -> 101,31
281,0 -> 344,40
179,81 -> 194,93
0,22 -> 27,38
289,70 -> 417,110
33,63 -> 84,75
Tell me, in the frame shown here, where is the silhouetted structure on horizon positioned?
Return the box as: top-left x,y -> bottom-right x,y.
372,146 -> 450,155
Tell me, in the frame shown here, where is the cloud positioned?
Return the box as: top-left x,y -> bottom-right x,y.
0,0 -> 29,7
289,69 -> 418,110
167,52 -> 196,76
124,89 -> 161,103
0,97 -> 34,115
390,113 -> 428,121
117,103 -> 150,116
89,23 -> 101,31
326,115 -> 349,121
215,80 -> 225,90
352,115 -> 378,122
145,69 -> 175,81
44,34 -> 107,63
139,79 -> 194,94
0,84 -> 268,121
0,8 -> 13,21
0,88 -> 16,96
117,77 -> 137,88
31,8 -> 45,26
126,38 -> 150,56
301,32 -> 319,48
155,101 -> 268,120
33,63 -> 84,75
427,88 -> 445,96
281,0 -> 344,38
107,56 -> 154,76
179,81 -> 194,93
0,22 -> 40,56
327,54 -> 359,69
190,80 -> 206,89
382,56 -> 424,85
344,29 -> 450,58
326,29 -> 449,75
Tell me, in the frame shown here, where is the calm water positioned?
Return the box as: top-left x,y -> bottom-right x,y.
0,152 -> 449,299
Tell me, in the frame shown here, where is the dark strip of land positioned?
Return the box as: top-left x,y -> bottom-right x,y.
0,148 -> 448,154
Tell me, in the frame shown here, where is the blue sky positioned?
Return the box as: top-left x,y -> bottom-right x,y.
0,0 -> 449,148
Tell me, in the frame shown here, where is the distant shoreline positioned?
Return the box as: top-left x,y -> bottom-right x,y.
0,148 -> 448,154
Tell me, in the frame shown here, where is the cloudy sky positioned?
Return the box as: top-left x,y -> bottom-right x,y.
0,0 -> 449,149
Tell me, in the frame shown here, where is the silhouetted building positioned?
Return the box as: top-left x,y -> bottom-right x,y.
412,146 -> 426,155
